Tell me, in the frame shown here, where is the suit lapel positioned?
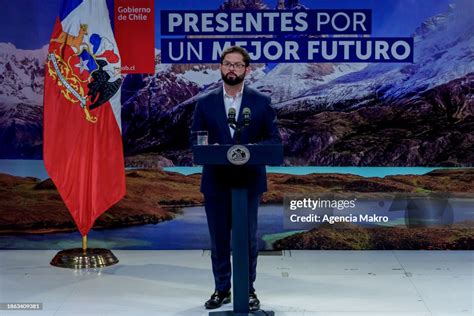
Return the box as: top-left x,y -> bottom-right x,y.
215,87 -> 233,141
231,85 -> 252,142
238,86 -> 251,126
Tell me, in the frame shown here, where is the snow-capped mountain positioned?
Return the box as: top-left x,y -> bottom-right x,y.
283,0 -> 474,111
0,0 -> 472,165
249,62 -> 367,104
272,1 -> 474,166
0,43 -> 47,106
121,57 -> 201,157
0,43 -> 47,158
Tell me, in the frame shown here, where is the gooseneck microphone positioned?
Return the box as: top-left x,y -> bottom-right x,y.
227,107 -> 237,126
242,107 -> 251,127
227,106 -> 251,144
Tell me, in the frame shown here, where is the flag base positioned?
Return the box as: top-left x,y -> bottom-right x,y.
50,248 -> 119,269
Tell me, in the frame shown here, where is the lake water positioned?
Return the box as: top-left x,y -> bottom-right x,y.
0,201 -> 471,250
0,159 -> 451,180
0,205 -> 288,250
164,166 -> 449,177
0,160 -> 471,250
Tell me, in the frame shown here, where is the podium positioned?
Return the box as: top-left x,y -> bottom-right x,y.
193,144 -> 283,316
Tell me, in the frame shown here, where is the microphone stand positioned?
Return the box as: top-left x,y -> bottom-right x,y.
234,125 -> 242,144
228,121 -> 248,144
228,108 -> 250,144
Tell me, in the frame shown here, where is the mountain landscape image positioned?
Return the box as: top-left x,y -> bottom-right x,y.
0,0 -> 472,167
0,0 -> 473,250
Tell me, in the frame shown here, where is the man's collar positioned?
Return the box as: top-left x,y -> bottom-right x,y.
223,82 -> 244,98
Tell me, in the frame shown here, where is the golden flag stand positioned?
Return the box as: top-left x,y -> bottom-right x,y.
50,234 -> 119,269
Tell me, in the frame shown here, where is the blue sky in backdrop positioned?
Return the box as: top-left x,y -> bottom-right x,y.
0,0 -> 453,50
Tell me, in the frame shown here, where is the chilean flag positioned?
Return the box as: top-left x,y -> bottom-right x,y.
43,0 -> 125,236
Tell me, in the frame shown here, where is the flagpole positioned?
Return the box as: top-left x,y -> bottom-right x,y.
46,0 -> 122,270
82,235 -> 88,253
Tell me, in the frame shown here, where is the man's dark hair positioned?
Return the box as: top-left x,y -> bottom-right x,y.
220,46 -> 251,67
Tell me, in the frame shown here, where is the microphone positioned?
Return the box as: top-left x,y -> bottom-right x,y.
227,107 -> 236,126
243,107 -> 251,127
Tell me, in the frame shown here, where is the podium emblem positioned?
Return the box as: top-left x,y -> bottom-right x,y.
227,145 -> 250,165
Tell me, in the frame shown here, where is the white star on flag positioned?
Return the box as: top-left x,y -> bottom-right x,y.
75,58 -> 90,73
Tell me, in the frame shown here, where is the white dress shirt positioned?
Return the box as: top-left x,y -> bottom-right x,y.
223,83 -> 244,138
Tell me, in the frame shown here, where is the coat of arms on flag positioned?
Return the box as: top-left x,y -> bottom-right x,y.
43,0 -> 126,237
46,19 -> 122,123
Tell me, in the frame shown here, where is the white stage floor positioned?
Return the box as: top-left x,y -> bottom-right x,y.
0,250 -> 472,316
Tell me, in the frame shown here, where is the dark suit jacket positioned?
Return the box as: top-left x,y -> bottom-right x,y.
191,85 -> 281,195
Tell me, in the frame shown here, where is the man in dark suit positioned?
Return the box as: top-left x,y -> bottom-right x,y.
191,46 -> 281,311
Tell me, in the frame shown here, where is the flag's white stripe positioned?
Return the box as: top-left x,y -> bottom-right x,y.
60,0 -> 122,132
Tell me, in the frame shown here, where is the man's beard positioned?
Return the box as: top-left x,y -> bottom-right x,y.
221,71 -> 245,86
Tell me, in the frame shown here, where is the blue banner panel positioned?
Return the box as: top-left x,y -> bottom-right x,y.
161,37 -> 414,63
161,9 -> 372,35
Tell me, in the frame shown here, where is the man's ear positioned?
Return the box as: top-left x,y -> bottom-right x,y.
245,66 -> 251,76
